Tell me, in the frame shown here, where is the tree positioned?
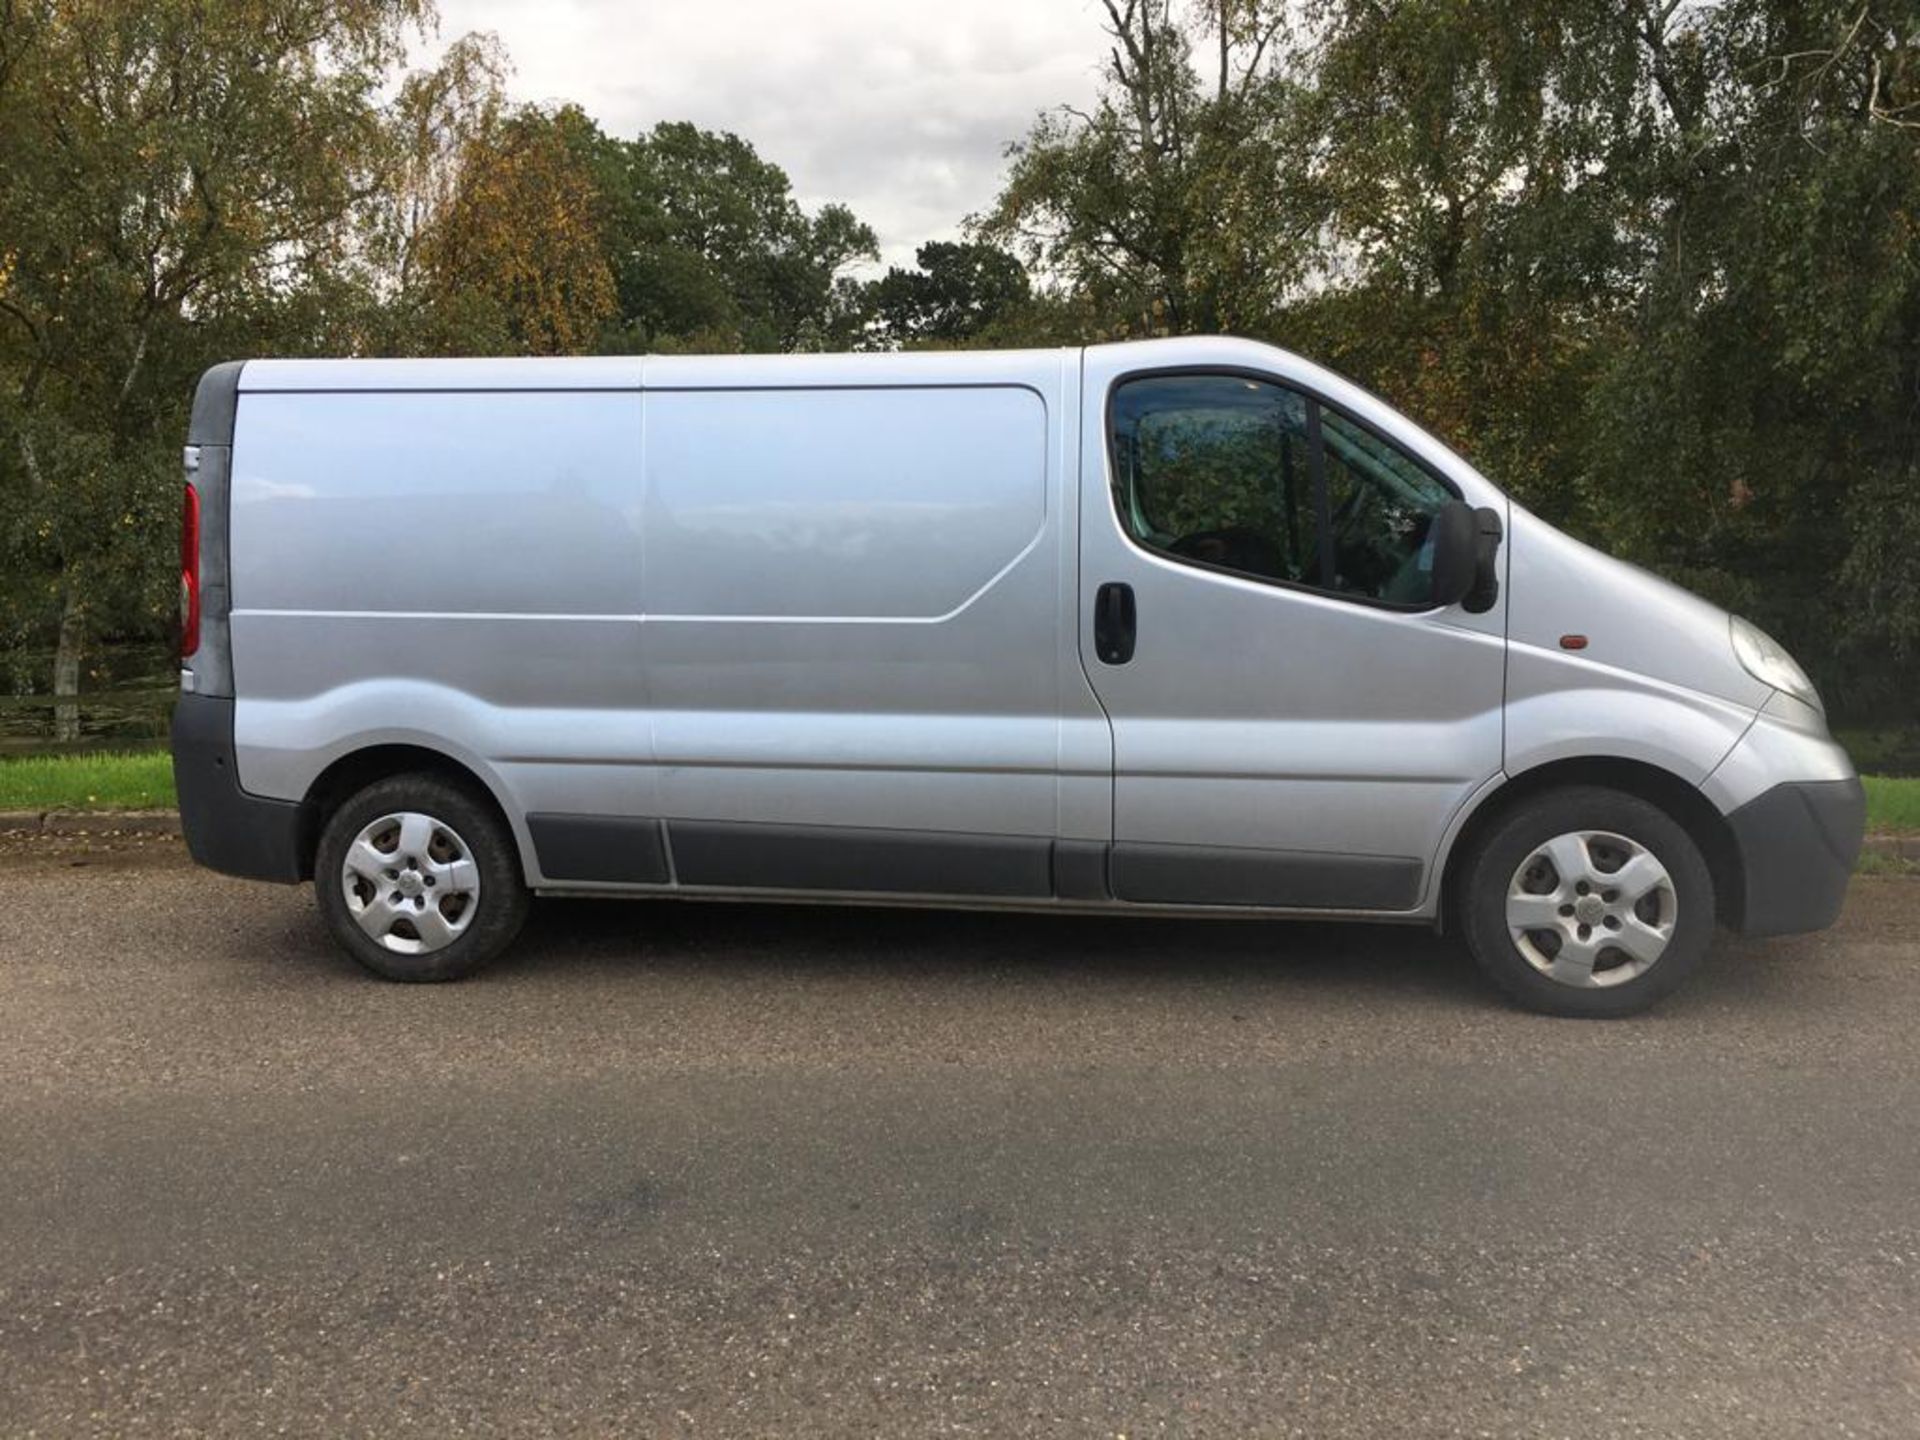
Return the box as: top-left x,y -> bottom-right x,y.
860,241 -> 1031,348
980,0 -> 1307,336
1580,0 -> 1920,717
372,31 -> 513,309
361,40 -> 614,356
0,0 -> 427,735
1281,0 -> 1643,522
567,118 -> 878,353
410,105 -> 617,355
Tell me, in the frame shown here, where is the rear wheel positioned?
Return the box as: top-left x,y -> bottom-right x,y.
314,773 -> 528,982
1457,785 -> 1714,1017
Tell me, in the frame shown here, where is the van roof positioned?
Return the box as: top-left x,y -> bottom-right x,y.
229,336 -> 1313,393
235,348 -> 1077,392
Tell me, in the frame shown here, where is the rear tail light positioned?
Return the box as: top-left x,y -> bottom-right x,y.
180,481 -> 201,659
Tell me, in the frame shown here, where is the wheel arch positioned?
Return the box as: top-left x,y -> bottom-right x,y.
1438,757 -> 1742,932
298,743 -> 525,882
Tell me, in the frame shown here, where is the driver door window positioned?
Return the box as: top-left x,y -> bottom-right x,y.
1109,373 -> 1455,608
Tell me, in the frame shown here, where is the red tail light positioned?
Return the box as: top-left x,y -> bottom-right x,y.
180,481 -> 201,659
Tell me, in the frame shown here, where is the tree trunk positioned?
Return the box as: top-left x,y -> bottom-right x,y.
1219,0 -> 1230,101
52,590 -> 84,744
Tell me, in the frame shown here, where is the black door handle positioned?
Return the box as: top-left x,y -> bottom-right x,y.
1095,581 -> 1136,665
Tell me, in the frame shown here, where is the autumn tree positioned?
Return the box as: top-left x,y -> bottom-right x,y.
410,105 -> 616,355
373,31 -> 512,308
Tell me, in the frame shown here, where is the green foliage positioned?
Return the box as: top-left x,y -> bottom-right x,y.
861,242 -> 1031,349
1837,727 -> 1920,778
565,117 -> 878,353
0,0 -> 432,727
982,0 -> 1307,335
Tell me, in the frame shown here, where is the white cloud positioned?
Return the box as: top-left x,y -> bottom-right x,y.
424,0 -> 1107,269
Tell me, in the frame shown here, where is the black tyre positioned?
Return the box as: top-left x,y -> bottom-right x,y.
313,773 -> 529,982
1457,785 -> 1714,1017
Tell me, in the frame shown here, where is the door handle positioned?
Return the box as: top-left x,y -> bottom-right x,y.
1095,582 -> 1136,665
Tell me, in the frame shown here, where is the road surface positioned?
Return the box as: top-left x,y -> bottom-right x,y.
2,834 -> 1917,1435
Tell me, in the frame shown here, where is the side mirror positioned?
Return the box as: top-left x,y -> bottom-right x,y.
1429,499 -> 1478,608
1429,500 -> 1504,612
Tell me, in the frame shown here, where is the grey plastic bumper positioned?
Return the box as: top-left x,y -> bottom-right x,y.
171,693 -> 308,883
1725,777 -> 1866,936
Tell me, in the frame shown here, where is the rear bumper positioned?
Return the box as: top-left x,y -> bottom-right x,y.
1725,777 -> 1866,936
171,693 -> 308,883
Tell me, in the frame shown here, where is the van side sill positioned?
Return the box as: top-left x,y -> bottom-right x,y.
1052,839 -> 1109,901
528,814 -> 670,885
669,819 -> 1054,898
530,885 -> 1434,923
527,816 -> 1423,913
1111,842 -> 1422,911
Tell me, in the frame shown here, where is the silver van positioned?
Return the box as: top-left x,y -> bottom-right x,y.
172,338 -> 1863,1015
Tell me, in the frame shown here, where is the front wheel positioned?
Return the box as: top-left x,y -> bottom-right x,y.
1457,786 -> 1715,1017
314,773 -> 529,982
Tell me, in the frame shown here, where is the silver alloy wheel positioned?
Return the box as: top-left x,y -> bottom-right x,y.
340,811 -> 481,955
1506,830 -> 1677,988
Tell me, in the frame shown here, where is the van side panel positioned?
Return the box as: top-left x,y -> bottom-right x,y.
643,386 -> 1043,618
225,356 -> 1105,902
230,390 -> 641,617
227,389 -> 649,841
1501,506 -> 1762,786
639,379 -> 1075,880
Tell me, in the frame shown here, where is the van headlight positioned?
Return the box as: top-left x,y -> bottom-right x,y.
1731,616 -> 1820,709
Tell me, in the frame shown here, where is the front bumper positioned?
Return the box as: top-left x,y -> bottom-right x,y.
171,692 -> 309,883
1724,777 -> 1866,936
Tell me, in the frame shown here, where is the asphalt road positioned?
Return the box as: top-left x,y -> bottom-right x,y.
2,834 -> 1917,1437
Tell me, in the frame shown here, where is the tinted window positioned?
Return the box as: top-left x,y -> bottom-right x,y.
1109,373 -> 1453,606
1318,406 -> 1455,605
1109,375 -> 1314,585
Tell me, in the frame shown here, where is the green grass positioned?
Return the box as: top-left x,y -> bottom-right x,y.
1863,775 -> 1920,834
2,749 -> 1919,835
0,749 -> 175,810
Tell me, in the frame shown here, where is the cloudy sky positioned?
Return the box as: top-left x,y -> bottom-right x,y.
429,0 -> 1110,270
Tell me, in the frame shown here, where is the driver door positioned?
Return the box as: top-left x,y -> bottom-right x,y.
1077,355 -> 1506,912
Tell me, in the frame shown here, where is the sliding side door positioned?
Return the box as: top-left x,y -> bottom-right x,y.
639,353 -> 1108,900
